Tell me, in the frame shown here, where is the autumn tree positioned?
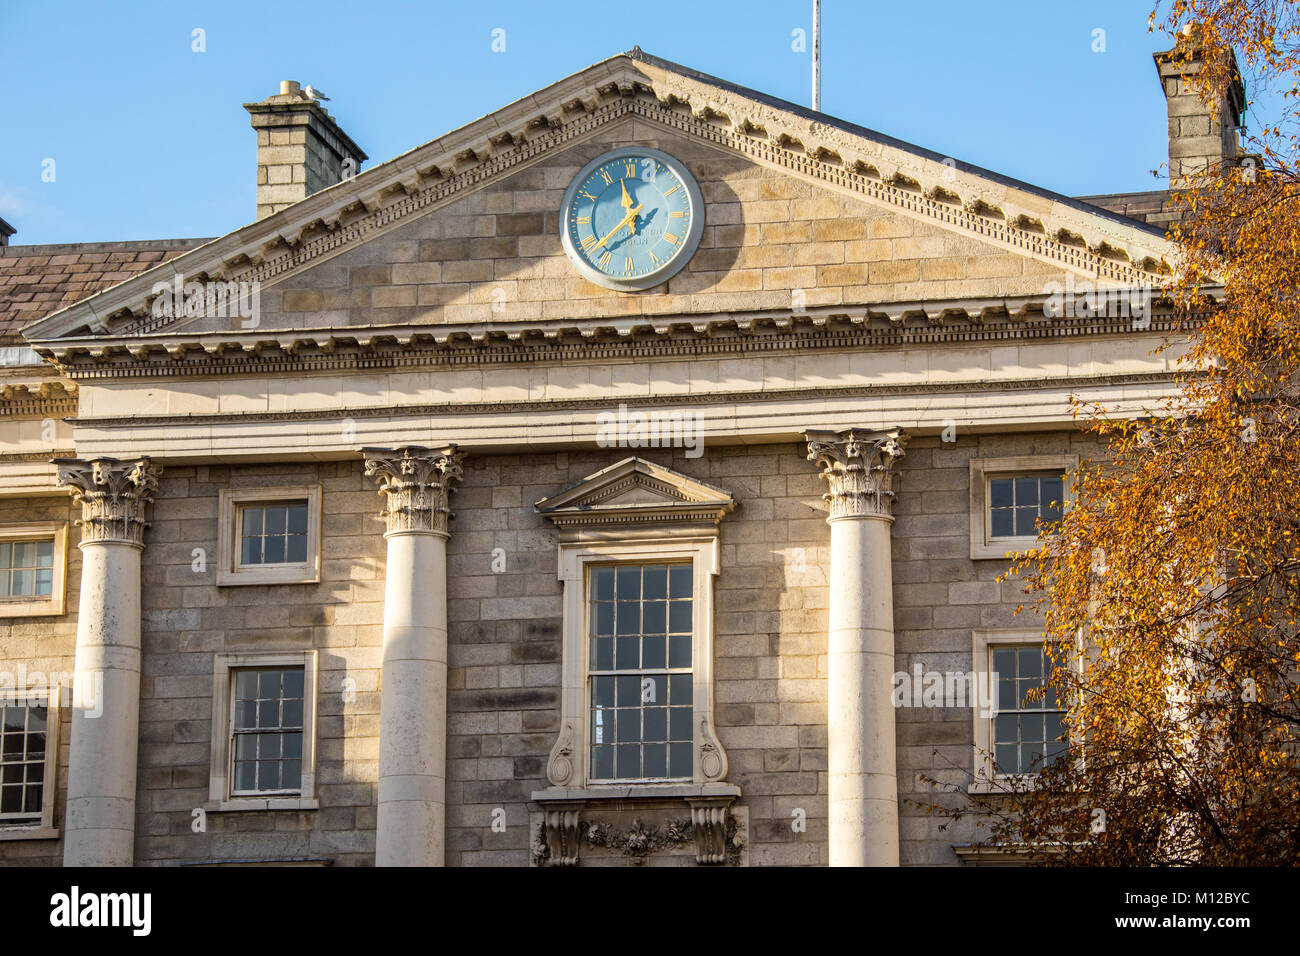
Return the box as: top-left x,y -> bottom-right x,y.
929,1 -> 1300,865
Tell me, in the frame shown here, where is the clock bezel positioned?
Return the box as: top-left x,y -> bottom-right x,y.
559,147 -> 706,292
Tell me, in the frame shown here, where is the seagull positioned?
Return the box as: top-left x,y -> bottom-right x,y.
304,85 -> 330,101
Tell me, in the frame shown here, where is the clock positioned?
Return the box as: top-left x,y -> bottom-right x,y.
560,147 -> 705,291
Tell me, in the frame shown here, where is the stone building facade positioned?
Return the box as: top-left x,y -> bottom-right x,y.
0,40 -> 1238,866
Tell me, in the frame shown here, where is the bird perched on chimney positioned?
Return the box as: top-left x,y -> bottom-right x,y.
303,85 -> 329,101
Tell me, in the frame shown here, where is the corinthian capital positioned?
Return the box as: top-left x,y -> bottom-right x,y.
363,445 -> 465,535
804,428 -> 907,520
54,457 -> 162,547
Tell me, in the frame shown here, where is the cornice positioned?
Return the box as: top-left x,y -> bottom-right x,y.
66,371 -> 1183,430
0,381 -> 78,418
23,57 -> 1173,343
34,303 -> 1198,381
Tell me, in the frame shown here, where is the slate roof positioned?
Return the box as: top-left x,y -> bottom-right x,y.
0,239 -> 209,335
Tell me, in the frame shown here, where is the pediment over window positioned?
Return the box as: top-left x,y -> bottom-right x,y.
535,457 -> 735,538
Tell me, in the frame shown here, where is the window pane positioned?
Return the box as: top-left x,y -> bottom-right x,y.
989,478 -> 1013,508
615,601 -> 638,635
265,507 -> 287,534
242,508 -> 264,535
1019,647 -> 1042,678
591,744 -> 613,779
615,636 -> 638,669
235,734 -> 256,761
11,542 -> 33,567
669,565 -> 691,598
1014,507 -> 1038,536
994,714 -> 1017,745
236,700 -> 257,729
263,536 -> 286,564
642,634 -> 666,669
615,566 -> 640,599
281,760 -> 301,791
592,676 -> 615,708
241,536 -> 261,565
668,634 -> 691,668
615,745 -> 639,778
1,785 -> 20,814
643,566 -> 667,600
2,707 -> 22,732
282,699 -> 303,728
615,710 -> 640,743
669,707 -> 692,741
0,542 -> 10,568
643,743 -> 667,778
995,744 -> 1018,773
286,505 -> 308,534
643,707 -> 667,742
36,540 -> 53,565
234,761 -> 256,791
591,636 -> 613,671
1014,477 -> 1038,506
11,570 -> 32,596
286,535 -> 308,564
669,742 -> 692,777
642,601 -> 667,634
283,732 -> 303,759
641,675 -> 664,705
669,674 -> 693,706
258,761 -> 281,790
616,676 -> 640,706
668,601 -> 692,635
592,568 -> 615,601
593,602 -> 614,636
34,568 -> 52,596
990,508 -> 1014,538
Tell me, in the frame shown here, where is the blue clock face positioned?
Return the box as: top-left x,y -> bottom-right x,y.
560,147 -> 705,291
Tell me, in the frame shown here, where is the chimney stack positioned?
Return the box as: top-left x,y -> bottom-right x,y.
244,80 -> 368,221
1154,27 -> 1246,185
0,217 -> 14,247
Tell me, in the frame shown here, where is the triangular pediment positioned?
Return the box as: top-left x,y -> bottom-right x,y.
536,457 -> 735,531
23,49 -> 1174,347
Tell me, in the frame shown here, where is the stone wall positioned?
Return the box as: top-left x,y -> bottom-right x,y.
0,430 -> 1096,866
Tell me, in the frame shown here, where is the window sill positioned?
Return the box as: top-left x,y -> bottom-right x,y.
0,602 -> 64,619
216,567 -> 320,587
532,782 -> 741,804
971,537 -> 1041,561
204,797 -> 319,813
0,825 -> 59,841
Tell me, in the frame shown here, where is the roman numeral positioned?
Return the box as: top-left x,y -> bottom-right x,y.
599,251 -> 612,269
599,169 -> 613,185
663,233 -> 679,245
669,211 -> 685,218
577,216 -> 590,224
625,257 -> 633,273
580,234 -> 597,251
626,163 -> 635,178
663,185 -> 681,196
579,190 -> 597,202
648,250 -> 660,265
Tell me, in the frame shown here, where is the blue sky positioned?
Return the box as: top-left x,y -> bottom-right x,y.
0,0 -> 1258,245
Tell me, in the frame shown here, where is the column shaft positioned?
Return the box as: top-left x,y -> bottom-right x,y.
805,429 -> 906,867
375,531 -> 449,866
364,445 -> 463,867
55,456 -> 160,867
827,515 -> 897,866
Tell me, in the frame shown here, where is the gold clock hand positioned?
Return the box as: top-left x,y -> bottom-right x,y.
594,204 -> 642,250
620,179 -> 637,236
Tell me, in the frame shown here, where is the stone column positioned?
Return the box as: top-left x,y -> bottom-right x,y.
805,429 -> 906,867
364,445 -> 463,867
55,456 -> 162,867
